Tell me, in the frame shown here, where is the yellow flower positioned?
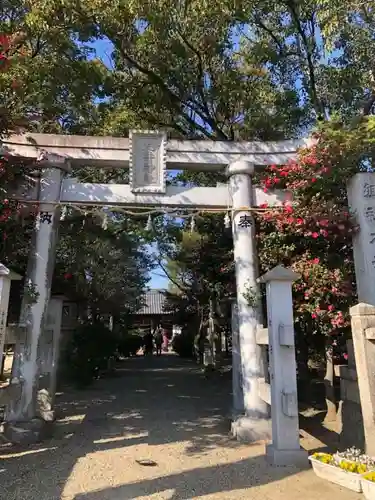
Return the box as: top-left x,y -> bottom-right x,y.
363,472 -> 375,482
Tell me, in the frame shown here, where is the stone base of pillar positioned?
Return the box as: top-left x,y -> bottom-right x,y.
2,387 -> 56,444
266,444 -> 309,468
3,418 -> 54,445
231,415 -> 271,443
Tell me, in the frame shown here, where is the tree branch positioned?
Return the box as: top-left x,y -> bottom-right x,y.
252,18 -> 298,58
174,27 -> 229,140
116,42 -> 220,139
284,0 -> 323,116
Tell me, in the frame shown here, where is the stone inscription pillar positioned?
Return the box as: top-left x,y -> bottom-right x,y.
347,173 -> 375,305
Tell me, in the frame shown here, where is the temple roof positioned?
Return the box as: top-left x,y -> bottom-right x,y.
134,290 -> 171,316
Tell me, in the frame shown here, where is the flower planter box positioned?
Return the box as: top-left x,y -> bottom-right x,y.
309,456 -> 363,492
361,477 -> 375,500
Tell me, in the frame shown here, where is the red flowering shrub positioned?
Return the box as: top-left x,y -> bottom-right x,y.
256,118 -> 375,337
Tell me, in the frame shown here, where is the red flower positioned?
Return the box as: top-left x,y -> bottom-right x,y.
318,219 -> 329,227
311,232 -> 319,239
320,229 -> 328,237
311,178 -> 317,183
312,258 -> 320,264
311,313 -> 317,319
328,305 -> 335,311
64,273 -> 73,280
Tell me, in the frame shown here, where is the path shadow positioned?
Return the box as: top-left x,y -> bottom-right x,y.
299,411 -> 340,453
53,355 -> 239,457
0,354 -> 302,499
0,355 -> 239,499
73,455 -> 302,500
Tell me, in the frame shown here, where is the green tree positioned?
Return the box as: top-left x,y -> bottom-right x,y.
54,210 -> 151,324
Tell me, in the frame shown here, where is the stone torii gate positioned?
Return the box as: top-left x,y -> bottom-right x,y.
2,130 -> 310,444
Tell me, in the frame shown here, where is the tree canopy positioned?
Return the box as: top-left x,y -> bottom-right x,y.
1,0 -> 374,338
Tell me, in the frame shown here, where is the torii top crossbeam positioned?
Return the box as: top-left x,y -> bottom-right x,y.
2,131 -> 311,170
4,130 -> 305,209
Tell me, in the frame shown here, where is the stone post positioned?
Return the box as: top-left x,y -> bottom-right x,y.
349,303 -> 375,457
258,265 -> 308,466
5,155 -> 67,439
227,160 -> 270,442
231,301 -> 244,416
0,265 -> 22,369
347,173 -> 375,305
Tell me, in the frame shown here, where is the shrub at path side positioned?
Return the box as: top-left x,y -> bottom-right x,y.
65,323 -> 119,388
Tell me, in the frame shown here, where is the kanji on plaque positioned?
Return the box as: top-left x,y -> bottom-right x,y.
129,130 -> 167,194
238,214 -> 253,228
364,183 -> 375,198
364,206 -> 375,224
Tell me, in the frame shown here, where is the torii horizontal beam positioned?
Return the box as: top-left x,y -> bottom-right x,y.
2,133 -> 312,170
17,179 -> 289,208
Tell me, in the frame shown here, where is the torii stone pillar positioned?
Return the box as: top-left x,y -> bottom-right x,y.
5,155 -> 67,439
227,160 -> 270,442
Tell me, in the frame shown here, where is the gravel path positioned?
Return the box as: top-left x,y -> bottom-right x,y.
0,354 -> 361,500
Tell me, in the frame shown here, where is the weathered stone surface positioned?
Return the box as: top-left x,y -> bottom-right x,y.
0,381 -> 22,406
231,415 -> 272,443
350,302 -> 375,456
37,388 -> 55,422
3,418 -> 48,444
0,387 -> 55,444
266,443 -> 309,468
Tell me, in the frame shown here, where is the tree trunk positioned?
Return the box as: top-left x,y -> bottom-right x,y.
209,297 -> 222,368
194,309 -> 206,365
324,337 -> 337,423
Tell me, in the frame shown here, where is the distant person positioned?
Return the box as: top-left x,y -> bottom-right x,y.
154,326 -> 163,356
143,331 -> 154,356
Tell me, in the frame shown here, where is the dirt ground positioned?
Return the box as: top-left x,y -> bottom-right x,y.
0,354 -> 362,500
